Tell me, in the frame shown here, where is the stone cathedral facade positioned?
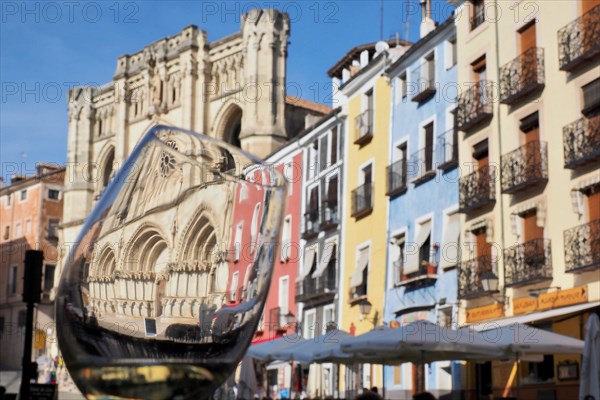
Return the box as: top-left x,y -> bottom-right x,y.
58,9 -> 328,322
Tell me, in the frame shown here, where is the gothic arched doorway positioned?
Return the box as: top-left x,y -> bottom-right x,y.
219,104 -> 243,148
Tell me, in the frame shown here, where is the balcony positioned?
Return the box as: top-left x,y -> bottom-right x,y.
394,261 -> 438,288
320,202 -> 339,230
437,129 -> 458,171
558,5 -> 600,71
295,275 -> 337,304
386,159 -> 407,196
458,255 -> 496,299
354,109 -> 373,145
500,140 -> 548,194
564,219 -> 600,273
563,115 -> 600,169
504,239 -> 552,287
458,165 -> 496,213
499,47 -> 545,105
302,211 -> 320,239
351,183 -> 373,218
409,145 -> 436,185
456,80 -> 494,132
411,61 -> 436,103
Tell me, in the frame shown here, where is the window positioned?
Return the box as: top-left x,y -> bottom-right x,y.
365,89 -> 374,113
230,272 -> 239,302
25,219 -> 31,234
326,175 -> 338,206
320,135 -> 328,172
281,215 -> 292,262
278,276 -> 289,327
18,310 -> 26,335
399,72 -> 408,100
331,126 -> 338,165
406,220 -> 432,275
15,222 -> 22,237
437,306 -> 453,328
250,203 -> 261,251
8,265 -> 17,295
471,0 -> 485,30
0,316 -> 4,337
3,226 -> 9,240
423,121 -> 435,172
323,305 -> 335,332
43,265 -> 56,293
304,309 -> 316,339
47,218 -> 59,240
425,52 -> 435,86
234,222 -> 243,262
307,142 -> 318,179
391,233 -> 406,285
446,37 -> 457,69
351,246 -> 370,297
582,78 -> 600,116
48,189 -> 60,200
5,194 -> 11,207
472,55 -> 487,82
519,21 -> 537,53
20,190 -> 27,201
360,163 -> 373,186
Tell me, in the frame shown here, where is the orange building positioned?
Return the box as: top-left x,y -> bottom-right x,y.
0,164 -> 64,369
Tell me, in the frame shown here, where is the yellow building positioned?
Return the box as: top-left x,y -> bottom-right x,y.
327,39 -> 409,395
452,0 -> 599,398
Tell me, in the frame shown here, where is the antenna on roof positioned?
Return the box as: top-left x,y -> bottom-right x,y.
404,0 -> 410,42
380,0 -> 384,41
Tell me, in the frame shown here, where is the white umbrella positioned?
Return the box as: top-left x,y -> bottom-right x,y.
246,336 -> 304,362
478,323 -> 585,356
238,355 -> 258,399
580,314 -> 600,400
341,320 -> 502,362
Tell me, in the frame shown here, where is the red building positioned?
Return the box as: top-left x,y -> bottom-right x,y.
228,147 -> 302,345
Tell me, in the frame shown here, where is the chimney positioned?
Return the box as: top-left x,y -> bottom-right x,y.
11,175 -> 25,184
419,0 -> 436,38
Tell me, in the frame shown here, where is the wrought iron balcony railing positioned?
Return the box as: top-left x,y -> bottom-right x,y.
456,80 -> 494,132
320,202 -> 339,229
564,219 -> 600,273
500,140 -> 548,194
459,164 -> 496,213
295,275 -> 337,303
409,145 -> 436,185
351,183 -> 373,218
504,238 -> 552,287
355,109 -> 373,145
563,115 -> 600,169
558,5 -> 600,71
470,5 -> 485,30
458,255 -> 495,299
302,210 -> 320,239
386,159 -> 407,196
499,47 -> 545,105
437,129 -> 458,171
411,61 -> 436,103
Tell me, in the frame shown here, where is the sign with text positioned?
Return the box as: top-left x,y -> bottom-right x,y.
513,285 -> 588,315
466,303 -> 504,323
30,383 -> 57,400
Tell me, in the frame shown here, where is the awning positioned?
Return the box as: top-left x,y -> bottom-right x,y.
297,247 -> 316,282
405,220 -> 431,274
350,248 -> 369,288
394,302 -> 436,317
313,243 -> 336,278
440,214 -> 460,270
470,302 -> 600,329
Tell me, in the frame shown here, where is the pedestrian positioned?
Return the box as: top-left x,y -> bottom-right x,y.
413,392 -> 437,400
353,390 -> 383,400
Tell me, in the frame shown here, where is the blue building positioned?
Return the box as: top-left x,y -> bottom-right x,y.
383,14 -> 460,399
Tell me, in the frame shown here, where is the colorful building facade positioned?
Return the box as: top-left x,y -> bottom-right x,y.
453,0 -> 599,398
383,15 -> 460,399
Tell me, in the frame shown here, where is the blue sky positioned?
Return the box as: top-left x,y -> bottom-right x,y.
0,0 -> 454,182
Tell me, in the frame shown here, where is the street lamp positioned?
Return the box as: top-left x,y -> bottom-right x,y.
358,299 -> 372,317
283,311 -> 295,326
481,270 -> 499,292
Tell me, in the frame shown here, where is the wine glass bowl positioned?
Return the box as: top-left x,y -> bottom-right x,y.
56,125 -> 286,399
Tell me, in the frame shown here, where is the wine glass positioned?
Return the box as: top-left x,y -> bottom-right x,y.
56,125 -> 286,400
